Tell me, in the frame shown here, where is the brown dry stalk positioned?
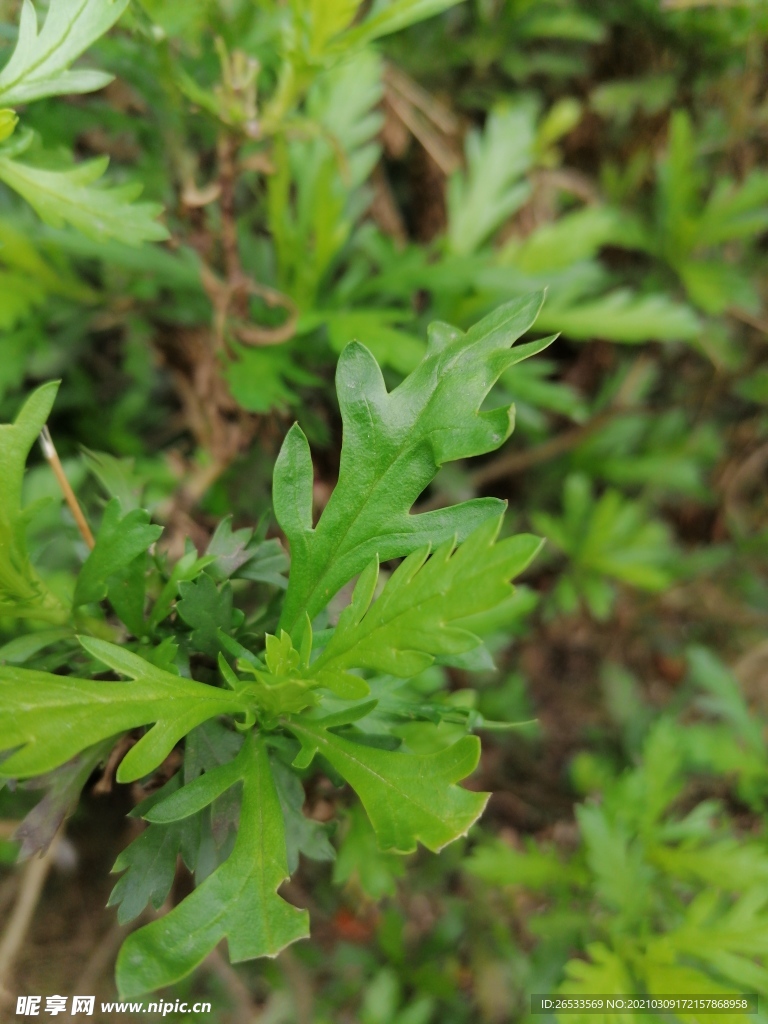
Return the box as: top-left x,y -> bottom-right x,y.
38,427 -> 95,550
469,409 -> 622,488
0,830 -> 62,1001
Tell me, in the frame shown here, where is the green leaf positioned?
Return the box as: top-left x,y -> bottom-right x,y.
183,720 -> 244,847
576,804 -> 653,924
504,206 -> 639,274
0,381 -> 67,620
559,943 -> 638,1024
448,101 -> 536,255
275,291 -> 547,640
466,837 -> 586,891
16,738 -> 113,858
109,818 -> 189,925
652,838 -> 768,891
678,260 -> 757,316
224,344 -> 318,414
288,717 -> 488,853
533,474 -> 676,618
116,733 -> 309,998
0,628 -> 72,664
0,0 -> 129,106
204,517 -> 257,582
110,720 -> 247,926
310,517 -> 541,681
271,756 -> 334,872
107,554 -> 150,638
686,646 -> 763,752
591,75 -> 676,127
236,537 -> 290,590
650,888 -> 768,996
0,152 -> 168,246
696,170 -> 768,246
535,288 -> 701,344
176,573 -> 236,657
205,520 -> 289,588
146,543 -> 215,633
108,775 -> 200,925
74,499 -> 162,607
0,637 -> 251,782
340,0 -> 464,47
305,309 -> 425,376
333,802 -> 405,899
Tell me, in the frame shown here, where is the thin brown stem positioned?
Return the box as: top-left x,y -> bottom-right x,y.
38,428 -> 95,550
469,410 -> 620,489
217,132 -> 243,289
0,829 -> 62,1000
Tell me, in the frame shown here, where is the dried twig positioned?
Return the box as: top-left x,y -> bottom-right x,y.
469,411 -> 619,489
463,354 -> 654,490
0,830 -> 62,1000
384,64 -> 460,136
38,428 -> 95,550
205,946 -> 258,1024
384,89 -> 462,176
729,306 -> 768,335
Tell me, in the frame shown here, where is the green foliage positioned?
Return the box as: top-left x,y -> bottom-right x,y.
447,101 -> 535,255
0,0 -> 767,1016
0,150 -> 168,245
290,717 -> 487,854
0,382 -> 67,620
531,474 -> 676,618
116,733 -> 309,996
0,637 -> 251,782
468,651 -> 768,1021
0,298 -> 545,996
309,518 -> 541,679
0,0 -> 166,245
74,499 -> 162,607
275,291 -> 553,637
333,802 -> 407,898
0,0 -> 128,105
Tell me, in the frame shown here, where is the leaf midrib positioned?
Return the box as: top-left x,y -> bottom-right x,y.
0,0 -> 94,95
291,722 -> 474,842
282,354 -> 457,632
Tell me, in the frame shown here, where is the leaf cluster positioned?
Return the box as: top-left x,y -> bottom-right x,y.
0,293 -> 548,996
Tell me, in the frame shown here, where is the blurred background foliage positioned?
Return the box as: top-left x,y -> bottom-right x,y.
0,0 -> 767,1020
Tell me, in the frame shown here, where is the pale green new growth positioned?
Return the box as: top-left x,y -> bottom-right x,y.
0,153 -> 169,246
0,0 -> 128,105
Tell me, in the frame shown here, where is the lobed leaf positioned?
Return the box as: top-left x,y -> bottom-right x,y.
0,0 -> 129,106
288,717 -> 488,853
116,733 -> 309,998
109,776 -> 201,925
447,101 -> 536,256
275,291 -> 548,640
310,516 -> 542,681
74,499 -> 162,607
0,152 -> 168,246
0,637 -> 251,782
